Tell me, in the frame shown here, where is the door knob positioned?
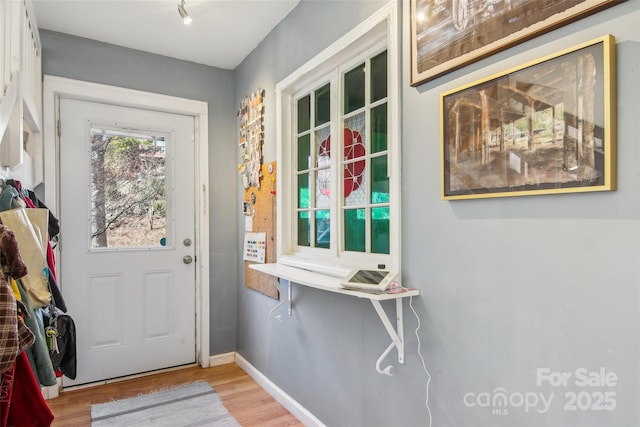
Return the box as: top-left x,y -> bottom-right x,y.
183,255 -> 193,264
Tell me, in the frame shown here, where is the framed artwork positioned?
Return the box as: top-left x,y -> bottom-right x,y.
440,35 -> 616,200
410,0 -> 624,86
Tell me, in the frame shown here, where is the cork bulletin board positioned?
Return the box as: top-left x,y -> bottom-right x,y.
243,161 -> 279,299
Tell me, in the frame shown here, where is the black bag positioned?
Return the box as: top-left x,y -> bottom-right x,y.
43,307 -> 77,380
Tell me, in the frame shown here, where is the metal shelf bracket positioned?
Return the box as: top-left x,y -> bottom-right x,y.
269,279 -> 292,320
371,298 -> 404,376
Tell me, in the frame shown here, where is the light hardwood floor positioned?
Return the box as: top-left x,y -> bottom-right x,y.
46,363 -> 304,427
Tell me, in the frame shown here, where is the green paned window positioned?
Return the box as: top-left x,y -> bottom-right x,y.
371,155 -> 389,203
371,207 -> 389,254
297,134 -> 310,171
371,103 -> 387,153
370,51 -> 387,103
297,95 -> 310,133
280,9 -> 398,275
344,208 -> 365,252
315,84 -> 330,126
297,211 -> 310,247
315,210 -> 330,249
344,64 -> 365,114
297,173 -> 309,208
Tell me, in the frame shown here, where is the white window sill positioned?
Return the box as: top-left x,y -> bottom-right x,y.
249,263 -> 418,301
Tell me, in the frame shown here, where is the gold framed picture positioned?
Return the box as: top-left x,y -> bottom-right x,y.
410,0 -> 624,86
440,35 -> 616,200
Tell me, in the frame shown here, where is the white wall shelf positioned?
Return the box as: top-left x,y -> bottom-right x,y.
250,263 -> 419,376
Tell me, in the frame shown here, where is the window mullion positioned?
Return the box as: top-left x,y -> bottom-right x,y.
364,57 -> 372,254
330,72 -> 340,257
309,91 -> 317,248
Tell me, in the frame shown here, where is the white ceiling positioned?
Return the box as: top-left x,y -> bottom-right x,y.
32,0 -> 300,70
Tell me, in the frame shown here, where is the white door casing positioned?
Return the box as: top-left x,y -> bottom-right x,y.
43,76 -> 210,385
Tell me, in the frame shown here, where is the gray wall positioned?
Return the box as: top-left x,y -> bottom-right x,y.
40,30 -> 239,355
235,1 -> 639,426
38,0 -> 640,425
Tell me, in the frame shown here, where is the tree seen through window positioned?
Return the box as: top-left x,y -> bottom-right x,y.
90,129 -> 167,248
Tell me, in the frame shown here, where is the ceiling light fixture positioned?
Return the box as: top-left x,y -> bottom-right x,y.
178,0 -> 192,25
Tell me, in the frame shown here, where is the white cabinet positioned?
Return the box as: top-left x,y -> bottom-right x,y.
0,0 -> 43,188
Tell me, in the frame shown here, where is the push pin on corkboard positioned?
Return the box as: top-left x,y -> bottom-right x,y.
268,164 -> 276,195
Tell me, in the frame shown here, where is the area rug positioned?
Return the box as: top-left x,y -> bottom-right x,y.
90,380 -> 240,427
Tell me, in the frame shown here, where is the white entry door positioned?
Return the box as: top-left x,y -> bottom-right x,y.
59,98 -> 196,386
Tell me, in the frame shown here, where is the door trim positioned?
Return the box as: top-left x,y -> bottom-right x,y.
42,75 -> 210,369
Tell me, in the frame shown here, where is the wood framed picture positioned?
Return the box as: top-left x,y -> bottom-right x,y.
440,35 -> 616,200
410,0 -> 624,86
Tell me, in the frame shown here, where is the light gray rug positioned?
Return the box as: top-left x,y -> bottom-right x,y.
90,380 -> 241,427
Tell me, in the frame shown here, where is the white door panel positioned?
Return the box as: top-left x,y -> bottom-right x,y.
59,98 -> 196,386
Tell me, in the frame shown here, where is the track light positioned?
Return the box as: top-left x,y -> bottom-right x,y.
178,0 -> 192,25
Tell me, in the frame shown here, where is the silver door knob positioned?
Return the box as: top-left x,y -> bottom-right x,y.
183,255 -> 193,264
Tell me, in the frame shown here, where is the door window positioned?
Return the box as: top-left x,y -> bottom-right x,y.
90,127 -> 169,249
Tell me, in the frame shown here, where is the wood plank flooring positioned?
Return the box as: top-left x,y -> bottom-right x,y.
46,363 -> 304,427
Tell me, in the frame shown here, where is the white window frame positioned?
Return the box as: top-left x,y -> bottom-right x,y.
275,2 -> 401,281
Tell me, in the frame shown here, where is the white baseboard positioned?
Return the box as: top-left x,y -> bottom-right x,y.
235,353 -> 325,427
209,352 -> 236,367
